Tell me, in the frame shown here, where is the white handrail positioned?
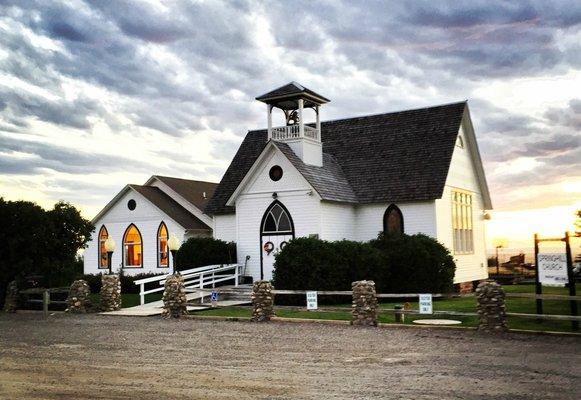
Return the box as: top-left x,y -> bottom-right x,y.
134,264 -> 241,305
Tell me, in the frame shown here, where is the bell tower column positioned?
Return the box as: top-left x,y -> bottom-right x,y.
267,104 -> 273,140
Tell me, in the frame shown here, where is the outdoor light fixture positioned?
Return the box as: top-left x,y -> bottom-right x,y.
167,234 -> 181,274
104,237 -> 116,274
492,238 -> 508,276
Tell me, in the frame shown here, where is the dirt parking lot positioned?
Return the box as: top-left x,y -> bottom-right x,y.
0,313 -> 580,400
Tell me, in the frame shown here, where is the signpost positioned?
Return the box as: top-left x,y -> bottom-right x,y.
538,253 -> 568,286
306,291 -> 318,310
419,294 -> 433,315
534,232 -> 578,330
210,291 -> 218,308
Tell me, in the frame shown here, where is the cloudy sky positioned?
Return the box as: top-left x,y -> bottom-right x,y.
1,0 -> 580,249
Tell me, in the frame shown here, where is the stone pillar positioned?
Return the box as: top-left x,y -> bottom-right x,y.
251,281 -> 274,322
65,280 -> 91,313
3,280 -> 18,313
161,274 -> 188,318
351,280 -> 378,327
100,274 -> 121,312
475,280 -> 508,332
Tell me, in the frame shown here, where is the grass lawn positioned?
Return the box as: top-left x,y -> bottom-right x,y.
195,283 -> 581,333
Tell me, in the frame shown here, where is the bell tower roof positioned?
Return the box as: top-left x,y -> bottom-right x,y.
256,81 -> 329,110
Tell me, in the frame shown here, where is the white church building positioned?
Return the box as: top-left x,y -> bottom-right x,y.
83,175 -> 217,275
204,82 -> 492,289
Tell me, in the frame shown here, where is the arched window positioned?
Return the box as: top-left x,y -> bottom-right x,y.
98,226 -> 109,269
383,204 -> 404,235
262,202 -> 293,234
157,222 -> 169,268
123,224 -> 143,268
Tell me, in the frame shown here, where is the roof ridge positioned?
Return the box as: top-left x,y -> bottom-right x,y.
153,175 -> 217,185
245,101 -> 467,134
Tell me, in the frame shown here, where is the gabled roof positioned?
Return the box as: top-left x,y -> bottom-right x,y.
91,183 -> 211,231
150,175 -> 217,210
256,81 -> 330,106
225,141 -> 358,206
205,101 -> 489,215
128,185 -> 209,231
274,142 -> 358,203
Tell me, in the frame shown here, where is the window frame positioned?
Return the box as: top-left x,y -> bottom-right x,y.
122,223 -> 143,268
98,225 -> 109,269
383,204 -> 404,235
261,202 -> 293,234
157,221 -> 169,269
451,189 -> 474,255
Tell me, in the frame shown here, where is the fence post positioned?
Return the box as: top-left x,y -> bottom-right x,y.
251,281 -> 274,322
162,274 -> 188,318
475,280 -> 507,332
140,285 -> 145,306
43,290 -> 50,318
351,281 -> 378,326
100,274 -> 122,312
3,280 -> 18,313
564,231 -> 579,331
234,264 -> 239,286
65,280 -> 91,313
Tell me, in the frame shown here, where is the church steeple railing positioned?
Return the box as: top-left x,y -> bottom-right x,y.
257,82 -> 328,166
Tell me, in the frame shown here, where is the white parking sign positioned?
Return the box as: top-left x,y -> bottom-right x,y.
419,294 -> 433,314
306,291 -> 318,310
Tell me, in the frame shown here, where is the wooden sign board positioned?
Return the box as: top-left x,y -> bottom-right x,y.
306,291 -> 318,310
419,294 -> 433,314
538,253 -> 568,287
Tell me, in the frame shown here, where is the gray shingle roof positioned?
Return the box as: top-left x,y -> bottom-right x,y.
274,142 -> 358,203
152,175 -> 217,210
256,82 -> 330,104
130,185 -> 210,231
205,102 -> 467,215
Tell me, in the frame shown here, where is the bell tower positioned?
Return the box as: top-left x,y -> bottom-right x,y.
256,82 -> 329,167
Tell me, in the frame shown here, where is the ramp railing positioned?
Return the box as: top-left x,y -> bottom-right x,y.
134,264 -> 240,305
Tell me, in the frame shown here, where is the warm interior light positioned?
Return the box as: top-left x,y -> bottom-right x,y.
104,237 -> 116,252
167,234 -> 181,251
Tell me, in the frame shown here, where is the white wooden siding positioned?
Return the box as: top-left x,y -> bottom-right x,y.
233,147 -> 321,280
320,201 -> 356,241
213,214 -> 237,242
355,202 -> 437,241
83,189 -> 185,276
435,123 -> 488,283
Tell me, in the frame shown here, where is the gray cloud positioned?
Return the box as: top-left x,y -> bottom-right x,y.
0,135 -> 152,175
0,0 -> 580,212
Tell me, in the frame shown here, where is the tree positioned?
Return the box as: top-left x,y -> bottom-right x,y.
575,210 -> 581,237
0,198 -> 93,307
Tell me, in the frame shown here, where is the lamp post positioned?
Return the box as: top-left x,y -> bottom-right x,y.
167,234 -> 181,275
104,237 -> 116,275
492,238 -> 507,276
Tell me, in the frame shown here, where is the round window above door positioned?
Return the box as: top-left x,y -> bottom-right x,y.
127,199 -> 136,210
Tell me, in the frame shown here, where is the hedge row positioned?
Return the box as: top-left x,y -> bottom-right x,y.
273,233 -> 455,296
76,272 -> 163,294
175,237 -> 236,271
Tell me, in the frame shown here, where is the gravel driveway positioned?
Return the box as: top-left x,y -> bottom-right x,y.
0,313 -> 579,399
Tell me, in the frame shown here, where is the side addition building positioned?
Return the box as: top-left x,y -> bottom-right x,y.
84,176 -> 217,275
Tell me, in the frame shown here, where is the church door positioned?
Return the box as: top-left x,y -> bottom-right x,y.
260,201 -> 295,281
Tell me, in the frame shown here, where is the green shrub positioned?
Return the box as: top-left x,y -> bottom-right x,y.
272,233 -> 455,301
272,238 -> 387,304
370,233 -> 456,293
75,272 -> 164,294
175,237 -> 236,271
